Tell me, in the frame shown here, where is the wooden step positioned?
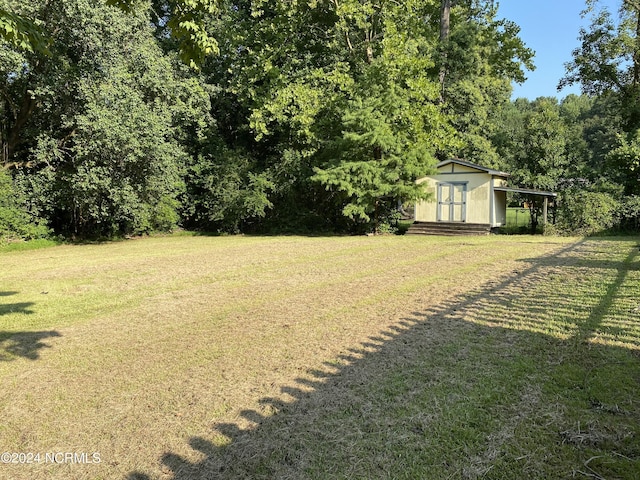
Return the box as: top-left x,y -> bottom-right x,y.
406,222 -> 491,236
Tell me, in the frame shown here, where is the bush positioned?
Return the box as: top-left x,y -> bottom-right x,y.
620,195 -> 640,232
0,169 -> 50,243
556,189 -> 620,236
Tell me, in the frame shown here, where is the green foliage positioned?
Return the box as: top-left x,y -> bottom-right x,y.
1,0 -> 200,238
606,129 -> 640,195
492,92 -> 640,236
307,0 -> 458,228
561,2 -> 640,131
517,98 -> 568,191
0,4 -> 49,53
134,0 -> 535,234
561,7 -> 626,97
313,85 -> 449,224
181,143 -> 273,233
0,237 -> 57,252
55,65 -> 187,236
493,94 -> 612,236
0,168 -> 49,242
441,2 -> 534,165
556,189 -> 620,236
494,97 -> 569,231
107,0 -> 219,67
620,195 -> 640,231
0,0 -> 574,237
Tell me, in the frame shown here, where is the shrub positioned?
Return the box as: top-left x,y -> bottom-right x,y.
556,189 -> 620,236
620,195 -> 640,232
0,169 -> 50,242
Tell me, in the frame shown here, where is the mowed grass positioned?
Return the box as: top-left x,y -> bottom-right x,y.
0,234 -> 639,479
506,207 -> 531,228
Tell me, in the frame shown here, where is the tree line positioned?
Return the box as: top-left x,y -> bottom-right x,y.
0,0 -> 638,240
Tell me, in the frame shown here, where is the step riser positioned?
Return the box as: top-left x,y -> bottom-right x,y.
408,231 -> 489,236
406,222 -> 491,236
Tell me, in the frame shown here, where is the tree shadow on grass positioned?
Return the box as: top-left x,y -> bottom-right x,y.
0,331 -> 61,361
0,292 -> 60,360
128,239 -> 640,480
0,302 -> 35,316
0,291 -> 35,316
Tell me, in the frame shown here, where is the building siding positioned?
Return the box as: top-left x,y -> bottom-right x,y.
416,172 -> 492,224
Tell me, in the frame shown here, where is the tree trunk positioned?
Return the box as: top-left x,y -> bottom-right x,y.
440,0 -> 451,41
439,0 -> 452,102
624,1 -> 640,83
635,2 -> 640,88
2,88 -> 37,168
366,35 -> 382,233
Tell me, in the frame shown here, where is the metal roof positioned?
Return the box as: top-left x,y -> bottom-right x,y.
494,186 -> 557,197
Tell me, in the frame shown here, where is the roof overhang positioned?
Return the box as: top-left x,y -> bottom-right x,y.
494,186 -> 557,197
437,158 -> 510,178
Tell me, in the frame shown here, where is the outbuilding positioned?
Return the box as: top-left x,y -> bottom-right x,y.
409,158 -> 556,235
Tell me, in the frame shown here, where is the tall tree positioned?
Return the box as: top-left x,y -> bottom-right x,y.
561,0 -> 640,194
206,0 -> 458,232
495,97 -> 568,191
493,97 -> 570,231
2,0 -> 208,236
196,0 -> 534,232
310,0 -> 457,229
436,1 -> 534,166
561,0 -> 640,130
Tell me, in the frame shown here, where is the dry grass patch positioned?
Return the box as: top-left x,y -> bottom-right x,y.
1,234 -> 639,479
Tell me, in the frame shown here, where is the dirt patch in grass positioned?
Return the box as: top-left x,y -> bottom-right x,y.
1,235 -> 639,479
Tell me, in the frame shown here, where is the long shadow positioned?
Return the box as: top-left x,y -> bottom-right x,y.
571,246 -> 639,346
127,239 -> 640,479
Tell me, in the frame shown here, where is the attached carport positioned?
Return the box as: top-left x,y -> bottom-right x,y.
494,186 -> 558,226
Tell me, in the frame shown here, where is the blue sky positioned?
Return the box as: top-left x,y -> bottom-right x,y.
496,0 -> 620,100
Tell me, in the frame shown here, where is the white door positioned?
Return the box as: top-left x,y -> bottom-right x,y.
437,183 -> 466,222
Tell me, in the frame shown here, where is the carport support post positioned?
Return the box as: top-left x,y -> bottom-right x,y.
542,196 -> 548,226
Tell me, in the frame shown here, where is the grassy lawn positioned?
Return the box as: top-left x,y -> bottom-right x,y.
1,234 -> 639,479
506,207 -> 531,228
